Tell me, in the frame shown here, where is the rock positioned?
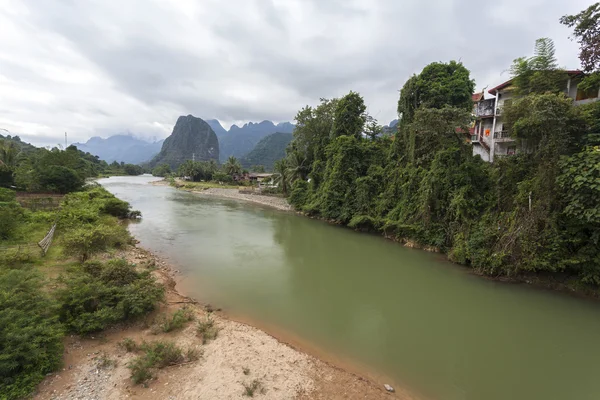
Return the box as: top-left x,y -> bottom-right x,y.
384,384 -> 395,392
149,115 -> 219,170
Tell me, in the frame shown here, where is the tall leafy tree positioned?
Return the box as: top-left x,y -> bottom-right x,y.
331,91 -> 366,139
561,3 -> 600,74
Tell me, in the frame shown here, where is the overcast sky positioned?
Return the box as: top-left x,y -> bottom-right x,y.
0,0 -> 593,147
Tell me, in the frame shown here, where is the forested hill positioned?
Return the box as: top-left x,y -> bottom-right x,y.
240,132 -> 293,171
218,120 -> 295,161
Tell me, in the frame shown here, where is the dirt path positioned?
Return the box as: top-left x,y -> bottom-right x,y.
34,246 -> 415,400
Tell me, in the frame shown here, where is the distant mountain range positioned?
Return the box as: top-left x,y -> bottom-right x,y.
240,132 -> 293,171
73,135 -> 164,164
208,120 -> 295,162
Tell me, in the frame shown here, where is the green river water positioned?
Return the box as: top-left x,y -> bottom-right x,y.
100,175 -> 600,400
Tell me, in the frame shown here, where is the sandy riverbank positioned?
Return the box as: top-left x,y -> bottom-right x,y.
151,179 -> 292,211
34,246 -> 415,400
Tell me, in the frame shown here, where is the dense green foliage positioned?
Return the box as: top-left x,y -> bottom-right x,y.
281,56 -> 600,288
151,163 -> 171,177
0,268 -> 64,399
0,136 -> 143,193
240,132 -> 293,171
0,169 -> 159,398
56,259 -> 164,334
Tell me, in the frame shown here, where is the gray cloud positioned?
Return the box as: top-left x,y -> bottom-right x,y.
0,0 -> 591,146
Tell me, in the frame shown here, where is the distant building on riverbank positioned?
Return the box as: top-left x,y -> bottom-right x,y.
470,70 -> 600,162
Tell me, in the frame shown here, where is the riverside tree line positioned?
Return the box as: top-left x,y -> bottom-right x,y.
276,5 -> 600,288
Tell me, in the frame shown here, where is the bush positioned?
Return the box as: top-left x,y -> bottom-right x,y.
119,338 -> 139,352
61,223 -> 131,262
289,180 -> 309,209
128,340 -> 190,384
152,307 -> 194,333
0,201 -> 23,240
100,197 -> 132,219
213,172 -> 233,183
0,268 -> 64,399
196,315 -> 219,344
0,187 -> 16,202
38,165 -> 84,194
56,259 -> 164,334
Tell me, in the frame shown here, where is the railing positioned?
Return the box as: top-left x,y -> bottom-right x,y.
493,130 -> 511,140
470,134 -> 479,142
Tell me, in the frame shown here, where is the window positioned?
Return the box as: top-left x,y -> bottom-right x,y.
507,146 -> 516,155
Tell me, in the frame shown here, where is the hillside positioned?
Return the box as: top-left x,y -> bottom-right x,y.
149,115 -> 219,169
218,121 -> 294,161
73,135 -> 164,164
240,132 -> 293,170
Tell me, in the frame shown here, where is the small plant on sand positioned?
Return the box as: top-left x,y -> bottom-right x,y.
151,306 -> 195,334
243,379 -> 265,397
186,347 -> 203,362
196,314 -> 219,344
242,366 -> 250,375
118,337 -> 139,352
127,340 -> 185,384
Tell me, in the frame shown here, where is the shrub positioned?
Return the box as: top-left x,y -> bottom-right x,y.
152,307 -> 194,334
0,201 -> 23,240
0,187 -> 16,202
0,268 -> 64,399
100,197 -> 132,219
61,223 -> 131,262
38,165 -> 84,194
56,259 -> 164,334
196,315 -> 219,344
289,180 -> 308,209
128,340 -> 187,384
119,338 -> 139,352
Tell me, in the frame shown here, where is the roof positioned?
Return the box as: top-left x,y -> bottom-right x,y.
472,92 -> 484,102
249,173 -> 274,178
488,70 -> 584,96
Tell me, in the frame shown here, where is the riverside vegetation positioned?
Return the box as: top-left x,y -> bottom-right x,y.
274,8 -> 600,292
0,144 -> 164,399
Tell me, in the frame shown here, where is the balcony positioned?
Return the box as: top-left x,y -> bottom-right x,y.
475,99 -> 495,118
493,130 -> 513,142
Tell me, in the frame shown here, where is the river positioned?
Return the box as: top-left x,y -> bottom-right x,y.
100,175 -> 600,400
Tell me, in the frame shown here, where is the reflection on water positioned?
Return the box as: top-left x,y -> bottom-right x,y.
101,175 -> 600,400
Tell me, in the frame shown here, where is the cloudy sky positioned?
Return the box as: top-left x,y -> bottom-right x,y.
0,0 -> 593,147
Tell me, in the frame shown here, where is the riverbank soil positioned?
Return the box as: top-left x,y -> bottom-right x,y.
152,178 -> 292,211
33,246 -> 407,400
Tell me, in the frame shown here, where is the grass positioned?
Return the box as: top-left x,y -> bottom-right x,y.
119,337 -> 139,352
196,315 -> 219,344
243,379 -> 265,397
151,307 -> 195,334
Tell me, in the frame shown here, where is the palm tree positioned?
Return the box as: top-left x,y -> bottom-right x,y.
223,156 -> 242,176
273,159 -> 290,194
286,151 -> 306,183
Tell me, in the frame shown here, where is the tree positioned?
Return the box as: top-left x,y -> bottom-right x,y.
273,159 -> 290,194
223,156 -> 242,176
509,38 -> 568,95
251,165 -> 265,173
561,3 -> 600,74
331,91 -> 366,139
152,163 -> 171,177
397,61 -> 474,127
38,165 -> 84,194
